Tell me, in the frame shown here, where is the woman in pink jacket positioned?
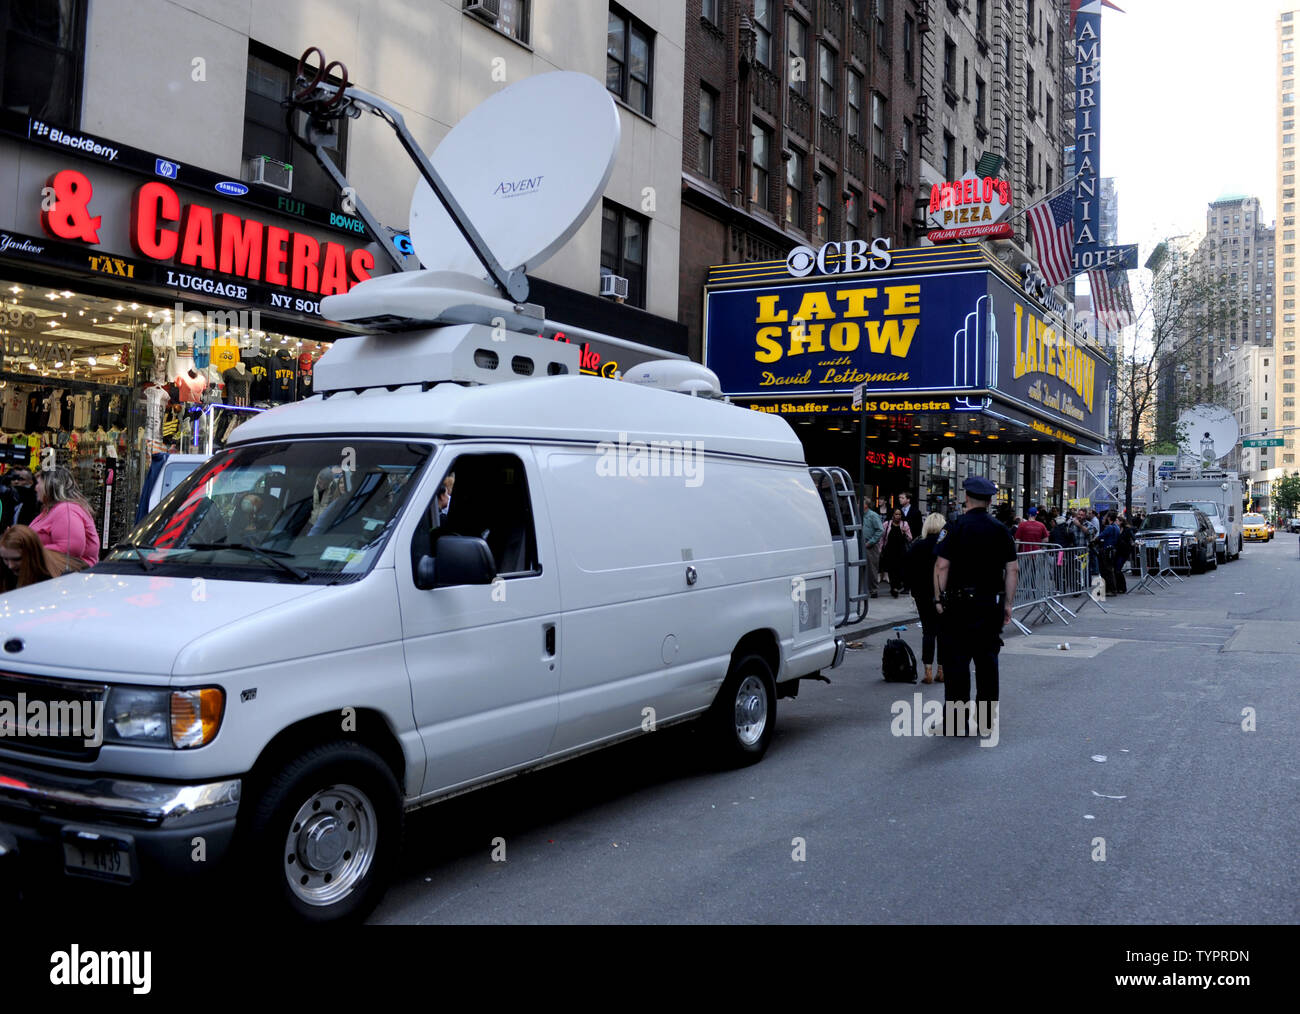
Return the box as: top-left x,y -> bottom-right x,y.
29,467 -> 99,572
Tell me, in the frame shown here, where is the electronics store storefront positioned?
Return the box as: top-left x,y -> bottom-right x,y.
702,243 -> 1112,516
0,114 -> 396,548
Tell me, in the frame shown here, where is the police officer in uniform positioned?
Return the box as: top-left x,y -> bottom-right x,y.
933,476 -> 1019,738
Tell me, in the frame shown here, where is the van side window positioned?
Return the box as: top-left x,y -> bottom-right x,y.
410,453 -> 540,579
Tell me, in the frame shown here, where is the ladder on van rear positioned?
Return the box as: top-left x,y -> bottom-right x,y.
809,466 -> 869,628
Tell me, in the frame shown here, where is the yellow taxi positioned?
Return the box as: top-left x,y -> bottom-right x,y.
1243,513 -> 1269,541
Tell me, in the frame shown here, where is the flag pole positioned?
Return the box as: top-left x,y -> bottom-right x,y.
998,171 -> 1083,228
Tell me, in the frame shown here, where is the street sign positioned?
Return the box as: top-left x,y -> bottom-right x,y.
1243,437 -> 1284,447
852,383 -> 865,409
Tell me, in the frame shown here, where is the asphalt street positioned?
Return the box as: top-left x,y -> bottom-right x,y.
371,534 -> 1300,925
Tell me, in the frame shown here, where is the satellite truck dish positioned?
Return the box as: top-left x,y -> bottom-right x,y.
409,72 -> 621,281
1176,404 -> 1239,466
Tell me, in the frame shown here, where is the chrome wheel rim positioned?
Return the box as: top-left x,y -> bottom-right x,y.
283,783 -> 376,906
734,675 -> 768,747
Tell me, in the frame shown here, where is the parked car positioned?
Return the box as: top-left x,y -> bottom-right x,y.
1243,513 -> 1270,542
1138,509 -> 1218,573
1167,499 -> 1238,564
1289,517 -> 1300,533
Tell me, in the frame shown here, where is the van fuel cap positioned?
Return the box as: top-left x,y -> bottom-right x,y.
685,566 -> 698,586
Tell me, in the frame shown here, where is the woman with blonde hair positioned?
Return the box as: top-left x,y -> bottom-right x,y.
0,524 -> 65,591
905,512 -> 948,684
28,467 -> 99,572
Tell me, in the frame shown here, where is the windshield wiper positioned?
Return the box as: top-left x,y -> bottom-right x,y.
110,542 -> 155,572
186,543 -> 312,581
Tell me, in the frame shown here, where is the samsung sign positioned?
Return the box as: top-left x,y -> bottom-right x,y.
785,237 -> 893,277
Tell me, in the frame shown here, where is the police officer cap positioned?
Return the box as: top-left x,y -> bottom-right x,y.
962,475 -> 997,498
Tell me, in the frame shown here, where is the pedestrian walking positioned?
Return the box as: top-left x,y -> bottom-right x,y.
1099,511 -> 1121,595
861,498 -> 884,599
1113,515 -> 1133,593
1014,507 -> 1049,546
29,467 -> 98,572
898,492 -> 923,541
907,513 -> 947,685
879,508 -> 912,597
934,476 -> 1019,738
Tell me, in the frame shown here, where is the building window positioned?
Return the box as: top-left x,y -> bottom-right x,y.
817,171 -> 834,241
875,0 -> 888,51
902,118 -> 912,171
1026,65 -> 1035,114
975,76 -> 987,124
600,201 -> 648,309
1046,93 -> 1053,128
1026,139 -> 1034,186
944,36 -> 956,89
751,121 -> 772,209
698,86 -> 716,179
1046,24 -> 1053,54
244,45 -> 349,209
943,131 -> 955,178
1046,165 -> 1053,193
903,15 -> 915,78
872,92 -> 887,161
701,0 -> 719,24
847,69 -> 863,140
788,14 -> 808,96
963,58 -> 969,99
754,0 -> 773,66
464,0 -> 530,43
787,147 -> 805,229
0,0 -> 86,122
607,6 -> 654,116
977,0 -> 988,34
819,44 -> 836,116
846,186 -> 861,239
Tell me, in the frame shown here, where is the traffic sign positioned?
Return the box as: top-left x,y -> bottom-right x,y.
1243,438 -> 1284,447
852,383 -> 865,409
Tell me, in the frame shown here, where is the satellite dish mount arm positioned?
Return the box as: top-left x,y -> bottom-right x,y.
288,47 -> 530,303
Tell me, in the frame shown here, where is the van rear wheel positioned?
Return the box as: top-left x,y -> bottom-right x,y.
247,741 -> 402,924
706,654 -> 777,767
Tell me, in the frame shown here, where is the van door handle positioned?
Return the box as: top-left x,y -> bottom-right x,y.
544,623 -> 556,656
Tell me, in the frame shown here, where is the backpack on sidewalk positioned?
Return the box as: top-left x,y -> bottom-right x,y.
882,625 -> 918,683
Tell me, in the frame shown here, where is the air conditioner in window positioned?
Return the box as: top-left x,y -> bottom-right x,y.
600,274 -> 630,300
464,0 -> 501,22
245,155 -> 294,193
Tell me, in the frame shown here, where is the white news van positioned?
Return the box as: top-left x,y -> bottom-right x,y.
0,325 -> 845,922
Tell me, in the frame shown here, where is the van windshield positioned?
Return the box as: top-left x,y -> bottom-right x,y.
100,439 -> 433,583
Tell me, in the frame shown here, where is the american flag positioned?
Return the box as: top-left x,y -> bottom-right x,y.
1089,266 -> 1135,330
1026,190 -> 1075,288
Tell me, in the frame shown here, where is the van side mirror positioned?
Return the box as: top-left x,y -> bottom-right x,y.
415,535 -> 497,590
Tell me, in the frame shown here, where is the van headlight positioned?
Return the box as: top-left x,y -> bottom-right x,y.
104,687 -> 225,748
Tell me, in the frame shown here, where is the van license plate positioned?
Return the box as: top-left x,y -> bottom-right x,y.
62,829 -> 133,882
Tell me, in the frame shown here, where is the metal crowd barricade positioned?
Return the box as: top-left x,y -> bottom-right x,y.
1009,543 -> 1108,636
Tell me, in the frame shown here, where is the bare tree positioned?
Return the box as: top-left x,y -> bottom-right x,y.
1113,238 -> 1238,518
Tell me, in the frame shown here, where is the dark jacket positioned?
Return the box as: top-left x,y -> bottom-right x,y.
906,532 -> 941,603
1,483 -> 39,531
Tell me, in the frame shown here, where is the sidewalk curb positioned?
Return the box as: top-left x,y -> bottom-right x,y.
838,610 -> 922,643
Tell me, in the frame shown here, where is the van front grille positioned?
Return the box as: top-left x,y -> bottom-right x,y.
0,672 -> 107,761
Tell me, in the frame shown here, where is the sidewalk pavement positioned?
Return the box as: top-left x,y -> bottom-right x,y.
837,579 -> 920,643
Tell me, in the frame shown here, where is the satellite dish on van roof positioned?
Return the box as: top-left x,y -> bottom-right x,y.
408,72 -> 621,281
1177,404 -> 1239,465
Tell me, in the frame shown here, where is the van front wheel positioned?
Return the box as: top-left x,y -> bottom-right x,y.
248,741 -> 402,924
706,654 -> 777,767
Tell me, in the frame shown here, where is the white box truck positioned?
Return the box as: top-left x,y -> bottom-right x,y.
0,324 -> 845,923
1149,468 -> 1245,563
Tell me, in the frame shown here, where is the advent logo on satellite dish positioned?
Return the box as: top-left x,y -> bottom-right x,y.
493,176 -> 544,198
785,238 -> 893,278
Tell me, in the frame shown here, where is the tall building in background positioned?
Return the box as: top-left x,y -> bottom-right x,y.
1275,9 -> 1300,479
